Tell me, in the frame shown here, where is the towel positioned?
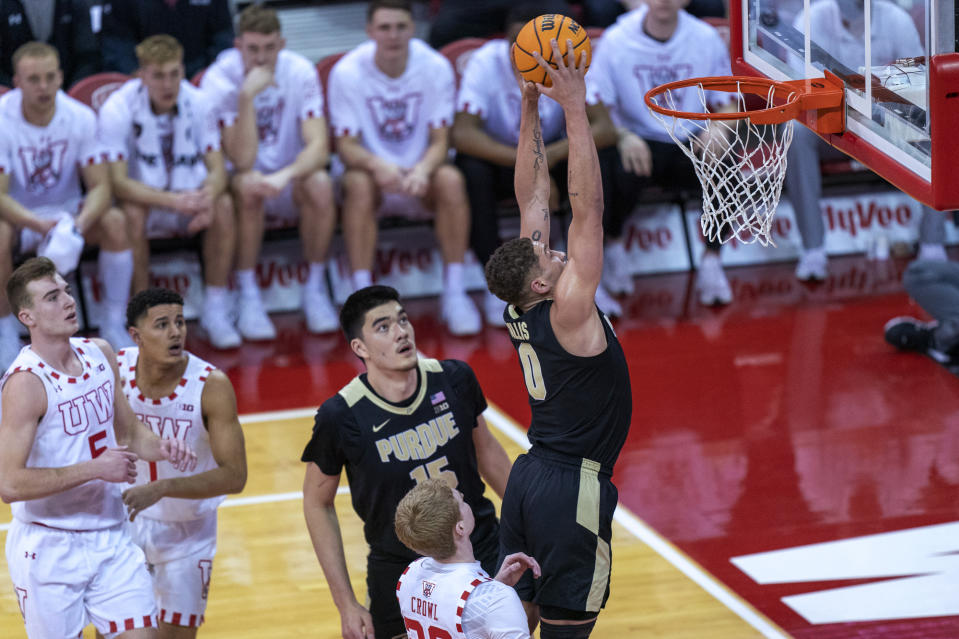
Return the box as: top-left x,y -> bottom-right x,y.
38,216 -> 84,275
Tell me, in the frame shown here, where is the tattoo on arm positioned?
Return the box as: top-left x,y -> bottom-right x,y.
531,230 -> 542,241
532,126 -> 544,171
542,208 -> 549,221
569,191 -> 579,197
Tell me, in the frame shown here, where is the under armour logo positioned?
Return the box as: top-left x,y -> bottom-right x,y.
8,13 -> 22,25
23,552 -> 35,559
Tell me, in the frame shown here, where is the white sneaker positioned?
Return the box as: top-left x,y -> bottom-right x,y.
442,292 -> 482,336
697,253 -> 733,306
594,285 -> 622,317
795,247 -> 828,281
200,307 -> 241,349
0,332 -> 22,370
917,243 -> 948,262
483,291 -> 506,327
304,288 -> 339,334
603,242 -> 635,295
99,319 -> 133,351
237,295 -> 277,341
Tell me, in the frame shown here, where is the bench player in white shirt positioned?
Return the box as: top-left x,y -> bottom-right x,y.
100,35 -> 241,350
201,4 -> 339,341
0,256 -> 196,639
451,5 -> 622,321
329,0 -> 481,336
117,287 -> 248,637
0,42 -> 135,365
588,2 -> 737,306
395,478 -> 540,639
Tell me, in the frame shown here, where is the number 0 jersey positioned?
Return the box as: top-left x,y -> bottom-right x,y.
301,358 -> 497,561
504,301 -> 632,470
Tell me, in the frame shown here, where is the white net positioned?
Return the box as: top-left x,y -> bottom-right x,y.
647,81 -> 798,246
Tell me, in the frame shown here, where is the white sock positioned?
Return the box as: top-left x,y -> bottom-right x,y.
236,269 -> 258,298
445,263 -> 464,295
352,270 -> 372,290
307,262 -> 327,294
98,250 -> 132,325
204,286 -> 229,313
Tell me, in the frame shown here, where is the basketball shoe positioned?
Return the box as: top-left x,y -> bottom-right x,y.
484,291 -> 506,327
696,252 -> 732,306
883,317 -> 954,363
237,293 -> 277,341
603,241 -> 635,295
442,292 -> 482,336
795,246 -> 828,281
303,287 -> 339,334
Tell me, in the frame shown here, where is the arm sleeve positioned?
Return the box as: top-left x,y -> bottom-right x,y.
300,400 -> 348,476
461,581 -> 530,639
97,93 -> 133,162
426,58 -> 456,129
443,360 -> 488,427
328,62 -> 363,138
200,66 -> 239,130
456,48 -> 492,117
193,91 -> 222,153
100,0 -> 140,74
295,59 -> 324,121
79,108 -> 105,166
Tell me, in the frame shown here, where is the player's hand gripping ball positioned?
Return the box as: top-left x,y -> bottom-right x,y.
512,14 -> 591,87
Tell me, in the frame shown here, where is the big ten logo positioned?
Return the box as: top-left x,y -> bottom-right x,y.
625,225 -> 674,251
825,200 -> 914,237
374,246 -> 436,278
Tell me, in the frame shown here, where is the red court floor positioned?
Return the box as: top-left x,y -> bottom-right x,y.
190,253 -> 959,638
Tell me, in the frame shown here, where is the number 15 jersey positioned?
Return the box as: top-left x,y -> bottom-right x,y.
301,358 -> 497,561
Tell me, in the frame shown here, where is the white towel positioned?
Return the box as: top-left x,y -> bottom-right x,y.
129,82 -> 208,193
38,216 -> 84,275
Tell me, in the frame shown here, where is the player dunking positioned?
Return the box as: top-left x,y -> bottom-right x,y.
484,40 -> 632,638
117,288 -> 248,637
0,257 -> 196,639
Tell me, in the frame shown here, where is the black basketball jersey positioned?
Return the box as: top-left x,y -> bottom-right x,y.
301,358 -> 497,561
504,301 -> 632,469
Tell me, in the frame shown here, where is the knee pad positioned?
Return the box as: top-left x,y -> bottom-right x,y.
538,617 -> 597,639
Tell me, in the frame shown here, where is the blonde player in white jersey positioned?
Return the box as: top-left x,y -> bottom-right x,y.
201,3 -> 339,341
329,0 -> 481,336
587,1 -> 737,306
99,35 -> 240,350
117,287 -> 247,637
395,478 -> 540,639
0,42 -> 135,366
0,256 -> 196,639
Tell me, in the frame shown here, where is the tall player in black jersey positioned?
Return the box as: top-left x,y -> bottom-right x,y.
484,39 -> 633,638
301,285 -> 512,639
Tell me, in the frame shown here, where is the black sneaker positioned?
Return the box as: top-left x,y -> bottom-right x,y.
884,316 -> 936,354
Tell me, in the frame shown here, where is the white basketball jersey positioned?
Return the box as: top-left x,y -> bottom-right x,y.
117,347 -> 224,522
0,338 -> 124,530
329,39 -> 455,169
587,7 -> 732,143
397,558 -> 491,639
201,48 -> 324,173
98,78 -> 219,191
0,90 -> 102,211
457,39 -> 566,146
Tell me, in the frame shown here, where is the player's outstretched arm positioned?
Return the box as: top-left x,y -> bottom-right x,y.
121,371 -> 247,521
537,40 -> 604,327
0,373 -> 137,502
514,55 -> 551,244
303,462 -> 375,639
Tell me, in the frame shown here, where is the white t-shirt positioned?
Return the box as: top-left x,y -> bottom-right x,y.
397,557 -> 529,639
0,339 -> 124,530
117,347 -> 225,522
98,78 -> 220,192
201,48 -> 324,173
0,90 -> 102,211
588,6 -> 732,142
456,39 -> 566,146
796,0 -> 922,71
329,39 -> 455,169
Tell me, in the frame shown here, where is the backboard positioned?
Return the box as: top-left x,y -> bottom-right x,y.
730,0 -> 959,210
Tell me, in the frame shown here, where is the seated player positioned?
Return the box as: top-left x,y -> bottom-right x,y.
202,3 -> 340,339
100,34 -> 240,349
395,478 -> 540,639
0,42 -> 134,364
328,0 -> 482,336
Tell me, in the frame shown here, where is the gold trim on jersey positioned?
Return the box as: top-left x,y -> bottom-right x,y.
507,304 -> 521,320
338,358 -> 443,416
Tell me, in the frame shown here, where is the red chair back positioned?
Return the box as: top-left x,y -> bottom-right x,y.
191,67 -> 206,87
67,72 -> 130,112
438,37 -> 488,88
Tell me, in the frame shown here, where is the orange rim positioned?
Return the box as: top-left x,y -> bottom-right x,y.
644,74 -> 845,126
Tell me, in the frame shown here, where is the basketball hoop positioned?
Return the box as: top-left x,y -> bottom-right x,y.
645,74 -> 844,246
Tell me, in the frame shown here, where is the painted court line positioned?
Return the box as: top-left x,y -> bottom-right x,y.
0,406 -> 787,637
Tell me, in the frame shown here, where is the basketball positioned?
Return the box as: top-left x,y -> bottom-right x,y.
512,14 -> 591,87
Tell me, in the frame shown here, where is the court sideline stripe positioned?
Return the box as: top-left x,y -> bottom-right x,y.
0,406 -> 788,638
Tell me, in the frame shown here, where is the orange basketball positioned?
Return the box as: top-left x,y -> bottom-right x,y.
512,14 -> 591,87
